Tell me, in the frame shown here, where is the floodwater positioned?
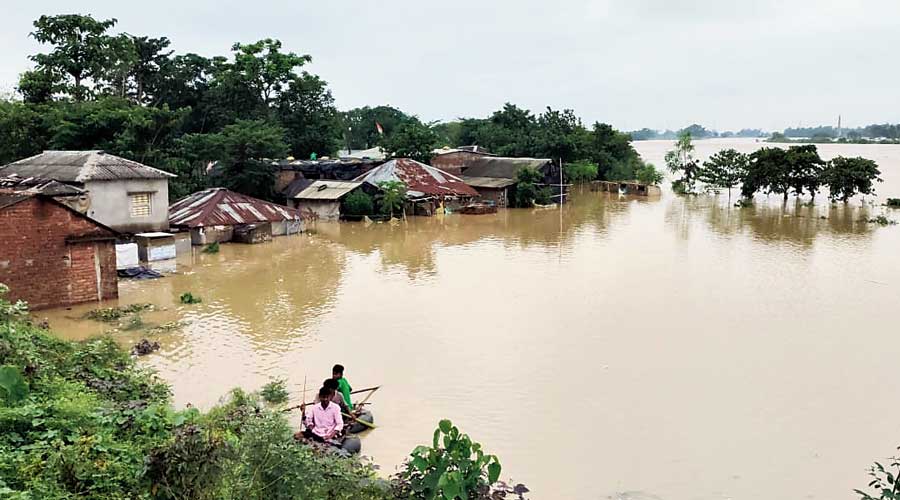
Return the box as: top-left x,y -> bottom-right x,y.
42,139 -> 900,500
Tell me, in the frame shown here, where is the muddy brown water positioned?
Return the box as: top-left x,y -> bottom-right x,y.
43,139 -> 900,499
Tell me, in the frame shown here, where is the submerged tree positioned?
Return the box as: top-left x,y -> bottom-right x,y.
377,180 -> 407,218
700,148 -> 749,199
822,156 -> 882,202
743,147 -> 789,200
635,162 -> 664,185
665,131 -> 700,194
784,145 -> 826,200
514,166 -> 551,207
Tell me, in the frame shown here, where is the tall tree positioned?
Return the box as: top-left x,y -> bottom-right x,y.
784,145 -> 825,200
29,14 -> 118,101
821,156 -> 882,202
277,74 -> 340,158
380,121 -> 439,164
210,119 -> 288,201
700,148 -> 749,199
665,131 -> 700,193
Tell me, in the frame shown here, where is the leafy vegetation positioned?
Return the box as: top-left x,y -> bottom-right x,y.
84,303 -> 154,323
378,180 -> 408,218
699,148 -> 748,198
397,419 -> 505,500
822,156 -> 883,202
259,379 -> 289,405
563,161 -> 598,183
887,198 -> 900,208
513,167 -> 551,208
665,131 -> 700,194
202,242 -> 220,254
179,292 -> 202,304
856,447 -> 900,499
342,189 -> 375,216
0,285 -> 519,500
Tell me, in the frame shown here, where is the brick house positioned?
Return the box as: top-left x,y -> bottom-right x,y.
0,150 -> 175,234
0,191 -> 118,309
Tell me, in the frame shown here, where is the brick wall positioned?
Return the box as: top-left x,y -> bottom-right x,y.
0,197 -> 118,310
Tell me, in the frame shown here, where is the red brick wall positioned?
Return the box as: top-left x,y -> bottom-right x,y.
0,197 -> 118,310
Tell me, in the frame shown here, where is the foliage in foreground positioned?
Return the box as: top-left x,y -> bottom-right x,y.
0,287 -> 522,500
513,167 -> 551,208
856,447 -> 900,499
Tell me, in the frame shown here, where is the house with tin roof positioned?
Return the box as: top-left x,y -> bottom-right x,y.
289,180 -> 368,221
169,188 -> 308,245
354,158 -> 479,216
0,150 -> 175,233
458,157 -> 554,208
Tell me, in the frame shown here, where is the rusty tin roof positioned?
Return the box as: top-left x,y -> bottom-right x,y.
169,188 -> 307,228
354,158 -> 478,199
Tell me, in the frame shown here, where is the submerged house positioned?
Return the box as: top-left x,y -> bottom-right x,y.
0,190 -> 118,309
0,151 -> 175,233
430,146 -> 495,176
354,158 -> 479,216
289,180 -> 367,221
273,158 -> 382,197
459,157 -> 554,207
169,188 -> 306,245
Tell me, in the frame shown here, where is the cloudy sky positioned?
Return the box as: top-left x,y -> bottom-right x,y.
2,0 -> 898,131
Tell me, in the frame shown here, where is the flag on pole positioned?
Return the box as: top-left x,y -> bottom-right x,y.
375,122 -> 384,135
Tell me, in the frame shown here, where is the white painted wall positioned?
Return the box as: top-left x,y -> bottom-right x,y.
84,179 -> 170,233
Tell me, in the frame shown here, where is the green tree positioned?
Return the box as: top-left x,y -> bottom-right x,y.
29,14 -> 119,101
514,166 -> 551,207
276,73 -> 340,158
377,180 -> 407,218
700,148 -> 749,199
128,36 -> 173,103
784,145 -> 826,200
341,190 -> 375,216
17,69 -> 61,104
229,39 -> 311,107
380,121 -> 440,164
563,161 -> 598,183
535,107 -> 587,163
822,156 -> 883,202
458,103 -> 538,157
742,147 -> 790,200
635,162 -> 664,185
341,105 -> 415,150
584,123 -> 641,181
665,131 -> 700,194
210,119 -> 288,200
0,100 -> 47,164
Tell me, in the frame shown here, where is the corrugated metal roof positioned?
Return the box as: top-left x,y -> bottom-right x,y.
0,174 -> 87,196
294,180 -> 362,200
0,191 -> 30,210
0,151 -> 176,182
169,188 -> 307,228
460,176 -> 517,189
354,158 -> 478,199
461,157 -> 552,179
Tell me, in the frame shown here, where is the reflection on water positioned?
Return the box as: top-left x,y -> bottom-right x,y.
41,140 -> 900,500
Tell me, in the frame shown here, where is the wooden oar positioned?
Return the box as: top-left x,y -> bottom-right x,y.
342,411 -> 377,430
350,385 -> 380,395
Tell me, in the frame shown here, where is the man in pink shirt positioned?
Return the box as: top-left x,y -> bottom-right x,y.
302,386 -> 343,442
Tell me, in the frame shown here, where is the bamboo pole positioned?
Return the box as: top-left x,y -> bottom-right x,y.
342,411 -> 377,430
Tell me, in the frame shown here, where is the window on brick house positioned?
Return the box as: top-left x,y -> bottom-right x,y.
129,193 -> 152,217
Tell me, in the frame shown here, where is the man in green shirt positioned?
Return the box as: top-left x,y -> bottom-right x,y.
332,364 -> 353,411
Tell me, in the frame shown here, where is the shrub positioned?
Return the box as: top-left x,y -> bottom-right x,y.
635,162 -> 664,185
202,242 -> 220,254
179,292 -> 202,304
342,190 -> 375,216
260,379 -> 289,405
514,167 -> 552,207
886,198 -> 900,208
855,447 -> 900,499
563,161 -> 597,183
399,419 -> 502,500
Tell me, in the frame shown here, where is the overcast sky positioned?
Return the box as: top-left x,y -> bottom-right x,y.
2,0 -> 898,131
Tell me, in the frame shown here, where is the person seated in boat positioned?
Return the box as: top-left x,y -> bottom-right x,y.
302,386 -> 343,443
323,378 -> 349,413
332,364 -> 353,411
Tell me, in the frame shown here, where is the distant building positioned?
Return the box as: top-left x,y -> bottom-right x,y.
458,157 -> 555,207
355,158 -> 479,216
430,146 -> 495,176
272,158 -> 383,197
169,188 -> 307,245
0,151 -> 175,233
290,180 -> 368,221
0,190 -> 118,309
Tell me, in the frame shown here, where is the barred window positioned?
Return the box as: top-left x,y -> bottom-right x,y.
130,193 -> 152,217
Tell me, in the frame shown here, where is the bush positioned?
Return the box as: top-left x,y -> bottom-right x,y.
886,198 -> 900,208
563,161 -> 597,183
202,242 -> 220,254
179,292 -> 202,304
342,190 -> 375,216
260,379 -> 289,405
855,447 -> 900,499
398,419 -> 502,500
514,167 -> 552,207
635,162 -> 664,185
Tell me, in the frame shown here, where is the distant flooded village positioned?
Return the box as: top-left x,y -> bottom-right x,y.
2,7 -> 900,500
